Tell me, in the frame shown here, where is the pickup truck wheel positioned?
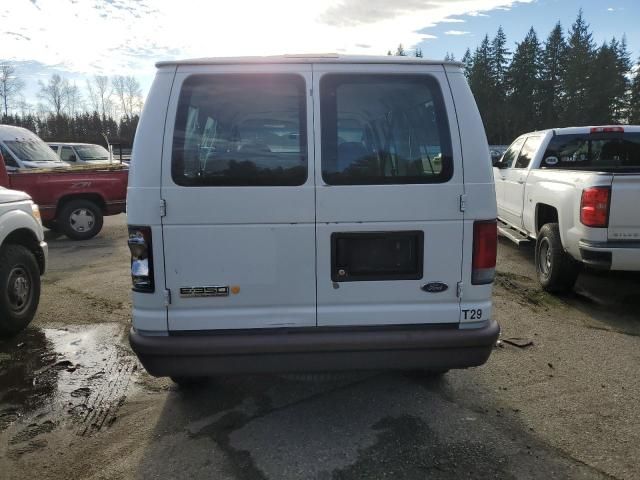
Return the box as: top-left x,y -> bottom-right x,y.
535,223 -> 581,293
0,245 -> 41,337
58,200 -> 104,240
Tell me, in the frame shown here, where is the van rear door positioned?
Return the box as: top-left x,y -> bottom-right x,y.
161,66 -> 316,331
313,65 -> 464,327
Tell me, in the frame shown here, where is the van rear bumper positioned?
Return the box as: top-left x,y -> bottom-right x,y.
129,320 -> 500,376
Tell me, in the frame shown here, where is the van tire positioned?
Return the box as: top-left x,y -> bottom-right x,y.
0,245 -> 41,337
535,223 -> 581,293
58,199 -> 103,240
421,369 -> 449,377
170,376 -> 208,387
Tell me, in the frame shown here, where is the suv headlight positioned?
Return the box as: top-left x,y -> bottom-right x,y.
31,203 -> 42,225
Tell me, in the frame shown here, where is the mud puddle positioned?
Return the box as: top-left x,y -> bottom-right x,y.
0,323 -> 139,457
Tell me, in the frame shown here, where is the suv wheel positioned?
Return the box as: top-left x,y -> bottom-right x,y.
0,245 -> 41,336
58,199 -> 104,240
535,223 -> 581,293
42,220 -> 58,231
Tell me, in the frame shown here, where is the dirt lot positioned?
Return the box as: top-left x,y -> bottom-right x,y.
1,214 -> 639,479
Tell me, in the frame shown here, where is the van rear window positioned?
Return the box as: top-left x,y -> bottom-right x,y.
320,74 -> 453,185
172,74 -> 307,187
541,132 -> 640,172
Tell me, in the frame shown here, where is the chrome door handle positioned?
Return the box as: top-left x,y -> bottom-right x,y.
517,179 -> 525,184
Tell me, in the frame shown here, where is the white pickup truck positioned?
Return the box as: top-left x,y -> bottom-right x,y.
494,126 -> 640,292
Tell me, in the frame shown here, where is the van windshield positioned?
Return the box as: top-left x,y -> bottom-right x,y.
75,144 -> 110,161
5,140 -> 64,163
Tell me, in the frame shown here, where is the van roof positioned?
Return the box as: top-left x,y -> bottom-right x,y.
0,124 -> 40,141
156,54 -> 463,68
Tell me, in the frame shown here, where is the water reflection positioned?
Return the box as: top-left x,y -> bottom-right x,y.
0,328 -> 59,431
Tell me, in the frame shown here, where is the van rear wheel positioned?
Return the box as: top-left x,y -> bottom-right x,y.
535,223 -> 581,293
170,376 -> 209,387
58,199 -> 104,240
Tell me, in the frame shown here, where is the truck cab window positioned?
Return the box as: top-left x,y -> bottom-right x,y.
61,146 -> 76,162
514,136 -> 541,169
543,133 -> 640,172
497,137 -> 525,169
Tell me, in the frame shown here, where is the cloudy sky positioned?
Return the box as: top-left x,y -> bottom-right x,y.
1,0 -> 638,105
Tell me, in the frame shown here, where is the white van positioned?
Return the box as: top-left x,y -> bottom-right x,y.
0,125 -> 69,169
127,55 -> 499,382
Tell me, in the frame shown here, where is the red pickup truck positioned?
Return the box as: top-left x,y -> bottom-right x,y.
0,155 -> 128,240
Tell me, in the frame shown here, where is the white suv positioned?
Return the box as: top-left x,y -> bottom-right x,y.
127,55 -> 499,383
0,187 -> 47,335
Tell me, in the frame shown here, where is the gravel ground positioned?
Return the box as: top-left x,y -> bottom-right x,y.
1,214 -> 638,479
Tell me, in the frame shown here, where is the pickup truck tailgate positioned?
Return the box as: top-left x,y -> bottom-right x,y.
608,174 -> 640,241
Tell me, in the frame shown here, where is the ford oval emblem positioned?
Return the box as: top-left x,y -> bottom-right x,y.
421,282 -> 448,293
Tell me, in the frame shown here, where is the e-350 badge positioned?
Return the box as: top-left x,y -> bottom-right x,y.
180,286 -> 229,298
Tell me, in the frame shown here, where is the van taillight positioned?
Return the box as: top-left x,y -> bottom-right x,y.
128,226 -> 154,292
580,187 -> 610,228
472,220 -> 497,285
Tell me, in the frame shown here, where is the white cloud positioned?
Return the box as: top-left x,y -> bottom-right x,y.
445,30 -> 471,36
0,0 -> 532,80
607,7 -> 614,11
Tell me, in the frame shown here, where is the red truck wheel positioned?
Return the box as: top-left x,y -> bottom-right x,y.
0,245 -> 41,336
58,199 -> 104,240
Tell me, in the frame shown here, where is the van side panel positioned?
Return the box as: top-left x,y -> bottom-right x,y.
128,68 -> 176,334
445,71 -> 496,323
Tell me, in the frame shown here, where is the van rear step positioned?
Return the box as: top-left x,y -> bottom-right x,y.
497,220 -> 531,245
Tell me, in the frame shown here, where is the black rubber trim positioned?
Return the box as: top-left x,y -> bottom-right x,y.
130,320 -> 500,376
579,248 -> 612,270
169,322 -> 459,336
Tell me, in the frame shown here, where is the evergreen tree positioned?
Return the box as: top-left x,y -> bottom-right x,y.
395,44 -> 407,56
468,35 -> 497,141
630,57 -> 640,124
491,27 -> 510,88
560,10 -> 596,126
538,22 -> 566,128
587,42 -> 621,124
461,48 -> 473,78
506,27 -> 542,137
489,27 -> 510,143
611,36 -> 632,122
